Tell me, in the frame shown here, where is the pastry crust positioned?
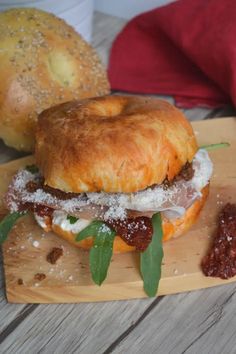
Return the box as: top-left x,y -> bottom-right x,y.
36,95 -> 198,193
0,8 -> 109,151
37,185 -> 209,253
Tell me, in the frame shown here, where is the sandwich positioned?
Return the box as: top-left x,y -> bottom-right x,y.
1,95 -> 213,296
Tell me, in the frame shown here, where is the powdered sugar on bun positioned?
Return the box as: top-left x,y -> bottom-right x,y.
6,149 -> 212,220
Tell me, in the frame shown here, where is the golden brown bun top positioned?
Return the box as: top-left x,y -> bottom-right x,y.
36,95 -> 198,193
0,8 -> 109,152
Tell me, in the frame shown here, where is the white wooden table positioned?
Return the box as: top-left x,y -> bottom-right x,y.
0,12 -> 236,354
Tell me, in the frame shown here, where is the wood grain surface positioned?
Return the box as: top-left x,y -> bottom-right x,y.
1,118 -> 235,303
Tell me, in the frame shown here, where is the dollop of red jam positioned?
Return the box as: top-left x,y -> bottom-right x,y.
201,203 -> 236,279
107,217 -> 153,251
26,180 -> 78,200
18,202 -> 54,218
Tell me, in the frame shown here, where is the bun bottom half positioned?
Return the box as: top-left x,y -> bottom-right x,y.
38,185 -> 209,253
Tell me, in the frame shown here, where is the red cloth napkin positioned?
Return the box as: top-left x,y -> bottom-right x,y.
108,0 -> 236,108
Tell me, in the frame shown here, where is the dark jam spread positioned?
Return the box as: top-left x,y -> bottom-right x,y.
175,161 -> 194,182
18,201 -> 54,218
201,203 -> 236,279
26,180 -> 78,200
107,217 -> 153,251
33,204 -> 54,218
163,161 -> 194,189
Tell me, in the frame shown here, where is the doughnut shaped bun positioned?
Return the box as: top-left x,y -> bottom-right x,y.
0,8 -> 109,152
36,95 -> 198,193
36,185 -> 209,253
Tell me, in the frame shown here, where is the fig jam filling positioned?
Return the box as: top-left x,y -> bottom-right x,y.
18,201 -> 54,218
201,204 -> 236,279
107,217 -> 153,251
26,180 -> 78,200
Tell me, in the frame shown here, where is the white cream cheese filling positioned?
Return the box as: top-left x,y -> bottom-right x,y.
52,210 -> 91,233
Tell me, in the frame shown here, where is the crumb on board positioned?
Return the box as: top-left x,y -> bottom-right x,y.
32,240 -> 40,248
34,273 -> 46,281
46,247 -> 63,264
18,278 -> 23,285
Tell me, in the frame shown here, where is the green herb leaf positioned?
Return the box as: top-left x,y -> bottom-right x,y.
0,212 -> 26,244
140,212 -> 163,297
66,215 -> 79,224
25,164 -> 39,174
76,220 -> 105,242
90,225 -> 116,285
200,142 -> 230,151
76,220 -> 116,285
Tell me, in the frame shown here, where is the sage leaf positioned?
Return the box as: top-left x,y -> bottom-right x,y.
200,142 -> 230,151
76,220 -> 116,285
140,212 -> 163,297
76,220 -> 105,242
0,212 -> 26,244
90,225 -> 116,285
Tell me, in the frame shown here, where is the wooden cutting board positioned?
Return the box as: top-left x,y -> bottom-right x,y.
1,117 -> 236,303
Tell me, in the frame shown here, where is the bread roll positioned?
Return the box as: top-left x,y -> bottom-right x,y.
0,8 -> 109,151
36,95 -> 198,193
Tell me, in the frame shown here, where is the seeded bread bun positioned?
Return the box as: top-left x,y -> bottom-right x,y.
0,8 -> 109,152
37,185 -> 209,253
36,95 -> 198,193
